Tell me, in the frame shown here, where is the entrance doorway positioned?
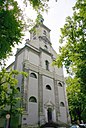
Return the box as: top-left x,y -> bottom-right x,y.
47,108 -> 52,122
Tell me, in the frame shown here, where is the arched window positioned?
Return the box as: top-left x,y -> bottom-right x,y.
30,73 -> 37,78
43,30 -> 46,35
58,82 -> 63,87
60,102 -> 65,107
46,85 -> 51,90
29,96 -> 37,103
44,45 -> 48,49
45,60 -> 49,70
47,108 -> 52,122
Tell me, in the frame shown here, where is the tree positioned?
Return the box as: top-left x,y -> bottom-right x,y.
0,0 -> 49,61
54,0 -> 86,91
0,68 -> 27,127
0,0 -> 23,60
66,77 -> 86,123
53,0 -> 86,123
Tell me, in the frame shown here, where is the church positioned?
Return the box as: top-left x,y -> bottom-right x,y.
6,22 -> 70,128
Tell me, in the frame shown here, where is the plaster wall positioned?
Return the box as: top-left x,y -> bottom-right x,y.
58,86 -> 67,123
29,51 -> 39,66
41,52 -> 53,72
28,40 -> 40,49
36,25 -> 50,40
27,103 -> 38,124
42,27 -> 50,40
43,76 -> 55,104
28,74 -> 38,97
58,86 -> 65,101
27,71 -> 38,124
59,107 -> 67,123
16,52 -> 24,70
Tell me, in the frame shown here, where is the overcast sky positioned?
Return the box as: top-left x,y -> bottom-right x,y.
43,0 -> 76,52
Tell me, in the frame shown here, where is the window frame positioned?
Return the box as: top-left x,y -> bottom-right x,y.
43,30 -> 47,35
45,60 -> 49,70
46,85 -> 52,90
60,102 -> 65,107
58,82 -> 63,87
29,96 -> 37,103
30,73 -> 37,79
44,45 -> 48,49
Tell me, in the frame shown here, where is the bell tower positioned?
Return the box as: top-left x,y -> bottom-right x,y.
29,14 -> 51,43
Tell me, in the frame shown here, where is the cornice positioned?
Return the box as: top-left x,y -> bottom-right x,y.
15,43 -> 40,57
23,60 -> 64,81
25,43 -> 40,53
39,47 -> 53,56
40,24 -> 51,32
6,61 -> 14,70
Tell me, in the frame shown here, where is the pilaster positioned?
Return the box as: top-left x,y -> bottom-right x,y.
38,73 -> 45,125
54,79 -> 60,121
21,64 -> 29,112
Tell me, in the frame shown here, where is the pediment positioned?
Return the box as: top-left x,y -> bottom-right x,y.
44,100 -> 55,109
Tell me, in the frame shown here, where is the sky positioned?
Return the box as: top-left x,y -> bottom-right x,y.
43,0 -> 76,52
6,0 -> 76,75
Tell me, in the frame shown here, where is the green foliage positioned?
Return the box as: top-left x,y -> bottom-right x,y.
53,0 -> 86,123
0,0 -> 24,60
54,0 -> 86,90
66,77 -> 86,123
24,0 -> 48,12
0,0 -> 49,62
55,0 -> 86,74
0,68 -> 27,127
0,68 -> 27,128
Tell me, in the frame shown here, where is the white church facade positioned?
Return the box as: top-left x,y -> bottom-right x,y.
6,23 -> 70,128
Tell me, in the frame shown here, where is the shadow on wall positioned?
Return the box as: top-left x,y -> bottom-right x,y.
40,121 -> 70,128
